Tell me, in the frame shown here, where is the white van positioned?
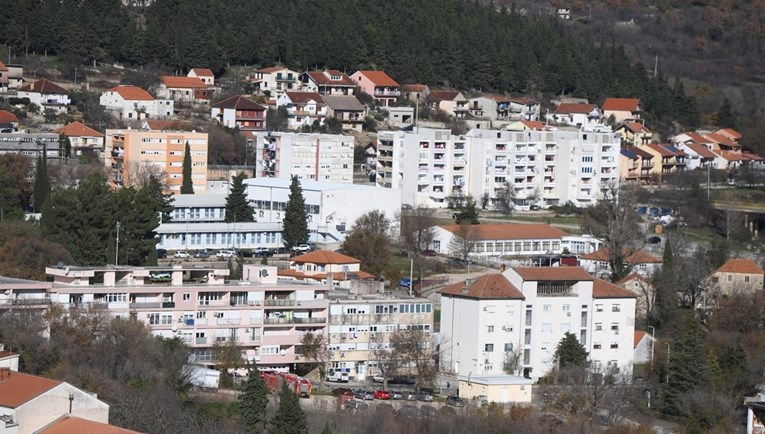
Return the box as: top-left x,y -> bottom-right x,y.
327,369 -> 350,382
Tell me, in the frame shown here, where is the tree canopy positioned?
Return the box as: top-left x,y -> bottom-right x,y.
282,176 -> 308,249
342,210 -> 393,277
225,172 -> 254,223
180,141 -> 193,194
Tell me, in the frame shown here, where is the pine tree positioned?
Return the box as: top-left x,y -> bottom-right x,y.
33,148 -> 50,212
237,369 -> 268,433
144,175 -> 174,223
282,176 -> 308,249
271,383 -> 308,434
456,195 -> 480,224
663,315 -> 709,416
225,172 -> 254,222
180,141 -> 193,194
554,332 -> 588,369
717,97 -> 736,129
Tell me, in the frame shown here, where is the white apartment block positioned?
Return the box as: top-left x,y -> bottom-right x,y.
439,267 -> 636,382
251,132 -> 354,183
327,292 -> 434,380
376,127 -> 620,209
44,264 -> 330,371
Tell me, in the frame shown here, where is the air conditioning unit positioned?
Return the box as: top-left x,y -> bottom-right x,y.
370,332 -> 377,338
566,312 -> 571,317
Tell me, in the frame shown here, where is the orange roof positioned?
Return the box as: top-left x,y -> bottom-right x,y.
743,152 -> 765,161
306,70 -> 355,87
402,84 -> 428,92
634,331 -> 648,349
55,121 -> 103,137
277,269 -> 306,279
0,61 -> 7,71
593,278 -> 637,298
0,350 -> 18,359
684,132 -> 713,144
615,273 -> 653,287
520,120 -> 546,130
439,273 -> 524,299
715,258 -> 765,275
211,95 -> 266,110
602,98 -> 640,112
580,247 -> 662,264
19,78 -> 68,95
428,90 -> 462,102
0,109 -> 19,124
190,68 -> 214,77
0,371 -> 61,408
554,103 -> 597,114
621,122 -> 651,134
508,97 -> 538,105
284,91 -> 324,104
291,250 -> 361,265
704,132 -> 740,148
440,223 -> 567,241
512,267 -> 594,281
39,416 -> 142,434
685,143 -> 717,159
355,70 -> 400,87
719,150 -> 744,161
716,128 -> 742,140
107,85 -> 154,101
256,66 -> 284,73
161,76 -> 207,89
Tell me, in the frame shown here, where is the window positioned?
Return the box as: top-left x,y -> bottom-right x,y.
611,323 -> 619,334
148,313 -> 160,325
727,275 -> 732,282
543,304 -> 551,312
612,304 -> 621,312
593,343 -> 602,349
484,344 -> 494,352
487,325 -> 495,333
542,323 -> 552,332
581,312 -> 588,327
523,349 -> 530,365
595,323 -> 602,331
524,329 -> 531,345
745,276 -> 751,283
563,304 -> 570,312
161,314 -> 173,325
596,304 -> 603,312
580,330 -> 587,346
610,343 -> 619,349
504,343 -> 514,352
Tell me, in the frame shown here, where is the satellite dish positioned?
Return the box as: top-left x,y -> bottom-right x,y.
65,266 -> 70,275
56,261 -> 65,269
280,349 -> 287,357
171,324 -> 177,332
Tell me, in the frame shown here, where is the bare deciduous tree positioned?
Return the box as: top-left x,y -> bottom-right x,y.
298,331 -> 330,389
502,342 -> 523,376
390,328 -> 438,390
370,334 -> 399,391
398,207 -> 436,254
125,160 -> 168,190
494,181 -> 516,216
448,222 -> 479,261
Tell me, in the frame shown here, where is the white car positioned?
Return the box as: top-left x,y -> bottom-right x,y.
173,251 -> 190,259
216,250 -> 236,259
291,244 -> 311,253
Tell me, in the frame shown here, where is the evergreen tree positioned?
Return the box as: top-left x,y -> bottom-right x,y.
282,176 -> 308,250
663,315 -> 709,415
271,383 -> 307,434
180,141 -> 193,194
717,97 -> 736,129
554,332 -> 588,369
33,149 -> 50,212
652,241 -> 678,332
662,239 -> 674,270
237,368 -> 268,433
144,175 -> 174,223
225,172 -> 254,222
456,195 -> 480,224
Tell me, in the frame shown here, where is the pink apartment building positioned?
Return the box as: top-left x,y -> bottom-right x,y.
350,70 -> 400,107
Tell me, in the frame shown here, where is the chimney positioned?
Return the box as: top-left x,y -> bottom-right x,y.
0,367 -> 11,381
461,278 -> 474,294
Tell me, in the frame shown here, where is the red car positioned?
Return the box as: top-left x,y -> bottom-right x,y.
373,390 -> 392,400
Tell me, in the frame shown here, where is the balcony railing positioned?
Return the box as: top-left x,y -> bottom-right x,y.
129,302 -> 161,309
263,317 -> 325,325
264,299 -> 296,306
217,318 -> 241,325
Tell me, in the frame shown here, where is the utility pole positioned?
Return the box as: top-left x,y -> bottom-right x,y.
666,343 -> 670,383
647,326 -> 656,372
115,221 -> 121,266
408,257 -> 414,296
707,162 -> 711,201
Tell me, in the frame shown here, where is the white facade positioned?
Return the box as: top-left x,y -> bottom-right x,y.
99,87 -> 174,121
376,127 -> 620,209
251,132 -> 354,183
275,93 -> 327,130
439,268 -> 636,382
249,67 -> 300,96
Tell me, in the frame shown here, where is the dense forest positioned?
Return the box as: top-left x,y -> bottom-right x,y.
0,0 -> 699,133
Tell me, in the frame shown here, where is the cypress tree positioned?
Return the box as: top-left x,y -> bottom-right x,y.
663,315 -> 709,415
282,176 -> 308,250
33,146 -> 50,212
225,172 -> 254,222
237,369 -> 268,433
180,141 -> 193,194
271,383 -> 308,434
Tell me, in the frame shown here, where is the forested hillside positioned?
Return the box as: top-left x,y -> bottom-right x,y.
0,0 -> 697,132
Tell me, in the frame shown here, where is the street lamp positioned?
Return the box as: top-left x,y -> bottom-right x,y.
115,221 -> 121,266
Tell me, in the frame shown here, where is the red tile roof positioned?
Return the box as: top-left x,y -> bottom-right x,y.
581,248 -> 662,264
615,273 -> 653,287
0,350 -> 18,359
0,370 -> 61,408
602,98 -> 640,112
643,143 -> 676,157
402,84 -> 428,92
107,85 -> 154,101
488,95 -> 512,103
428,90 -> 462,102
285,91 -> 324,104
743,152 -> 765,161
354,70 -> 399,87
190,68 -> 214,77
621,122 -> 651,134
0,109 -> 19,124
716,128 -> 742,140
593,278 -> 637,298
508,97 -> 539,105
160,76 -> 207,89
144,119 -> 194,131
704,132 -> 741,148
277,269 -> 306,279
306,70 -> 355,87
715,258 -> 765,275
520,120 -> 546,130
512,267 -> 594,281
440,223 -> 567,241
719,150 -> 744,161
39,416 -> 142,434
685,132 -> 713,144
55,121 -> 103,137
0,61 -> 7,71
685,143 -> 717,159
19,78 -> 68,95
554,103 -> 597,114
256,66 -> 284,74
634,331 -> 647,349
626,146 -> 654,159
439,273 -> 524,299
291,250 -> 361,265
212,95 -> 266,110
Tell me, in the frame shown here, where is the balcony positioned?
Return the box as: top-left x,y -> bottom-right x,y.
217,317 -> 241,325
264,299 -> 296,307
263,317 -> 326,325
129,302 -> 161,309
374,88 -> 401,97
195,337 -> 207,345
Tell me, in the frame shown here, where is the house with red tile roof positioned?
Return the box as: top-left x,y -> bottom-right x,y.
157,76 -> 213,104
248,66 -> 300,96
18,78 -> 71,113
299,70 -> 356,96
210,95 -> 267,131
547,102 -> 604,128
616,121 -> 652,147
277,250 -> 374,289
188,68 -> 215,86
708,258 -> 765,295
633,330 -> 655,365
671,128 -> 765,171
276,91 -> 327,130
616,273 -> 655,318
401,84 -> 430,101
55,122 -> 104,157
38,416 -> 142,434
467,95 -> 541,125
322,95 -> 366,132
439,267 -> 636,382
427,90 -> 468,119
432,223 -> 569,258
350,70 -> 400,107
0,109 -> 19,132
0,61 -> 8,90
619,146 -> 655,183
637,143 -> 687,177
0,369 -> 112,433
602,98 -> 641,124
99,85 -> 174,121
580,247 -> 662,278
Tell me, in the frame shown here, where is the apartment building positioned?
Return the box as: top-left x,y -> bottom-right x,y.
327,292 -> 434,380
439,267 -> 636,382
248,66 -> 300,96
250,131 -> 353,183
54,122 -> 104,157
104,128 -> 208,193
210,95 -> 267,131
276,92 -> 327,130
45,264 -> 329,371
0,132 -> 60,166
376,126 -> 620,209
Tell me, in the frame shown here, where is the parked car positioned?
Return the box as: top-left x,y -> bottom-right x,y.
390,391 -> 403,400
343,399 -> 368,411
445,396 -> 466,407
404,391 -> 417,401
216,250 -> 236,259
327,370 -> 350,383
237,249 -> 254,258
401,203 -> 413,210
373,390 -> 391,400
372,375 -> 385,383
193,250 -> 211,258
529,204 -> 541,211
422,249 -> 437,257
173,251 -> 190,259
398,278 -> 420,288
331,387 -> 353,397
354,390 -> 374,401
253,247 -> 273,257
291,244 -> 311,253
647,236 -> 662,244
156,249 -> 167,259
416,391 -> 434,402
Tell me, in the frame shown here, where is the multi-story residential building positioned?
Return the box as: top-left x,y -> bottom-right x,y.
248,66 -> 300,96
300,70 -> 356,96
251,131 -> 353,182
188,68 -> 215,86
672,128 -> 765,171
638,143 -> 687,177
0,132 -> 60,165
707,258 -> 765,296
210,95 -> 267,131
616,121 -> 652,147
45,264 -> 330,371
278,250 -> 375,290
601,98 -> 641,124
99,85 -> 174,121
547,103 -> 604,128
427,91 -> 468,119
674,141 -> 717,170
350,70 -> 400,107
619,146 -> 655,183
276,92 -> 327,129
0,61 -> 7,90
401,84 -> 430,102
439,267 -> 637,381
17,78 -> 71,114
326,292 -> 434,380
468,96 -> 541,126
104,128 -> 208,193
0,276 -> 52,318
157,76 -> 213,105
376,126 -> 620,209
0,110 -> 19,132
580,248 -> 662,278
155,179 -> 401,251
54,121 -> 104,157
322,95 -> 366,132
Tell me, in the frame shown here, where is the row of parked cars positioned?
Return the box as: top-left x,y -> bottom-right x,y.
157,244 -> 313,260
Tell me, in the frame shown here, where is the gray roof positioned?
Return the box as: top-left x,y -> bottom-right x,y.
322,95 -> 365,111
245,177 -> 379,192
172,194 -> 228,208
156,222 -> 282,234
